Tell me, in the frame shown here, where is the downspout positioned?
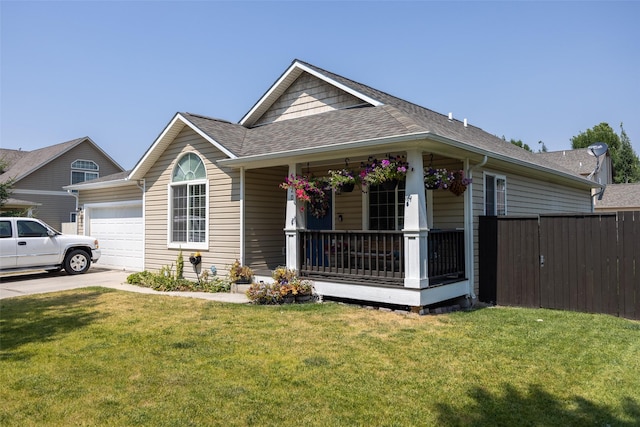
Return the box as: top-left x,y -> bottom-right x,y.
66,190 -> 80,234
465,155 -> 488,301
240,167 -> 245,265
136,179 -> 146,271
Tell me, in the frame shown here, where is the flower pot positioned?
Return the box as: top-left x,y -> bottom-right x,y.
449,180 -> 467,196
295,294 -> 313,303
282,295 -> 295,304
381,179 -> 398,191
340,182 -> 355,193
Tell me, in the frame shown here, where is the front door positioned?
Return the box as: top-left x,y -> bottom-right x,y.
306,192 -> 332,267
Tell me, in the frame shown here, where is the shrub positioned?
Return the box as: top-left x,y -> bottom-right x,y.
246,267 -> 314,304
126,267 -> 231,293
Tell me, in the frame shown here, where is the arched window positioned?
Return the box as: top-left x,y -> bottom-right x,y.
71,159 -> 99,184
170,153 -> 208,247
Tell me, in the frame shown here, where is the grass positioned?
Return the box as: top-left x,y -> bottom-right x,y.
1,288 -> 639,426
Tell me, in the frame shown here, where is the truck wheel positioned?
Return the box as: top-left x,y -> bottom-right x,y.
64,249 -> 91,274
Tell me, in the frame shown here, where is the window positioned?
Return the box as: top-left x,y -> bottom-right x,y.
17,220 -> 49,237
485,174 -> 506,215
0,221 -> 12,238
170,153 -> 207,247
71,159 -> 99,184
369,181 -> 405,230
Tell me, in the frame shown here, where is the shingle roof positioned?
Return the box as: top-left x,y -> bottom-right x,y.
181,60 -> 585,182
537,149 -> 598,176
0,137 -> 89,183
596,182 -> 640,209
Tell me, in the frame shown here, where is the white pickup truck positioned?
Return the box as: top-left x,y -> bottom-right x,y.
0,217 -> 101,274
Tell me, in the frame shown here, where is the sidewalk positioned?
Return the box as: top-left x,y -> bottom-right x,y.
0,267 -> 249,303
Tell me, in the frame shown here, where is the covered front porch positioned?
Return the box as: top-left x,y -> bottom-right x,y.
276,147 -> 476,308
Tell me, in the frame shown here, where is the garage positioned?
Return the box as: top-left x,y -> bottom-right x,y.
85,201 -> 143,271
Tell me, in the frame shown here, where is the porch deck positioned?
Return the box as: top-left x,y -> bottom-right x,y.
299,229 -> 465,286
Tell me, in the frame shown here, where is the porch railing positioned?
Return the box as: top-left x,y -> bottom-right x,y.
299,229 -> 465,286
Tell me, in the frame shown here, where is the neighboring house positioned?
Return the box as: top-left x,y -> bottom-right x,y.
68,59 -> 598,309
0,137 -> 124,231
593,182 -> 640,212
538,148 -> 613,186
538,148 -> 640,211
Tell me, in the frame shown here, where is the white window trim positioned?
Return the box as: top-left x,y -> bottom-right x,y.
366,183 -> 406,231
167,179 -> 209,250
71,159 -> 99,171
483,172 -> 507,216
167,152 -> 209,250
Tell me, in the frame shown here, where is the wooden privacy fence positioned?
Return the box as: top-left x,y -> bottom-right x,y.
479,211 -> 639,320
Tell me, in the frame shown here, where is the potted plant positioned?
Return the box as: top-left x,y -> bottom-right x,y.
272,266 -> 314,303
229,259 -> 253,284
449,170 -> 472,196
280,174 -> 329,218
424,167 -> 454,190
327,168 -> 358,193
360,155 -> 409,189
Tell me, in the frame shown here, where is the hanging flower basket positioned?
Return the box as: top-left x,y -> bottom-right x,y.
360,155 -> 409,188
327,169 -> 358,193
424,167 -> 454,190
449,170 -> 472,196
280,174 -> 329,218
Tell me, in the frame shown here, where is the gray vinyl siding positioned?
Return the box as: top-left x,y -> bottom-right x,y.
254,73 -> 364,125
470,167 -> 593,295
334,188 -> 362,230
143,127 -> 240,280
12,142 -> 123,230
428,156 -> 465,229
245,166 -> 288,272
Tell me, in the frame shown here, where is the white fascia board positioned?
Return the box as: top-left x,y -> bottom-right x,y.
179,114 -> 237,159
424,133 -> 600,189
129,113 -> 185,180
239,61 -> 382,127
129,113 -> 237,181
295,62 -> 383,107
218,132 -> 432,168
63,178 -> 135,191
220,130 -> 597,189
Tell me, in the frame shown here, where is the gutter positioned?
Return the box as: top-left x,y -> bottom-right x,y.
219,131 -> 599,189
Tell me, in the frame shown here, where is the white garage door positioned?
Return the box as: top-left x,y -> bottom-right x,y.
88,203 -> 143,271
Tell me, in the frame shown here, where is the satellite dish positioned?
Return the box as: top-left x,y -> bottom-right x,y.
587,143 -> 608,157
586,142 -> 608,181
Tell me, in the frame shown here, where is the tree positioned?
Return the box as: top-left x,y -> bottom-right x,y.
538,141 -> 548,153
0,157 -> 13,207
570,122 -> 640,184
503,136 -> 532,152
615,123 -> 640,183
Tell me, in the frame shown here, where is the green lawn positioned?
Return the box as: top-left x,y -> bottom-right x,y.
1,288 -> 639,426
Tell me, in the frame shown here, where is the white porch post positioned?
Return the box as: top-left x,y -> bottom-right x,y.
403,149 -> 429,289
284,163 -> 305,271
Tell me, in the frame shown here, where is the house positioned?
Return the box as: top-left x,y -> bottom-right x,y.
593,182 -> 640,212
0,137 -> 125,231
538,148 -> 640,211
67,59 -> 599,309
538,148 -> 613,186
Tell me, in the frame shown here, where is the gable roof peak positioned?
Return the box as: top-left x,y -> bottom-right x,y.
239,59 -> 384,127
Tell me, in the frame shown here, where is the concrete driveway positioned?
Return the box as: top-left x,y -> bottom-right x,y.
0,267 -> 249,303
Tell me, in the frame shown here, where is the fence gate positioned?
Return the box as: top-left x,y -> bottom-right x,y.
479,212 -> 639,320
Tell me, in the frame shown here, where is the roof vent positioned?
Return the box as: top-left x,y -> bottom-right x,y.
448,112 -> 453,121
463,118 -> 468,128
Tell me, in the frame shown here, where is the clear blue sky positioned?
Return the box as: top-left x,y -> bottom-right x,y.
2,1 -> 639,170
